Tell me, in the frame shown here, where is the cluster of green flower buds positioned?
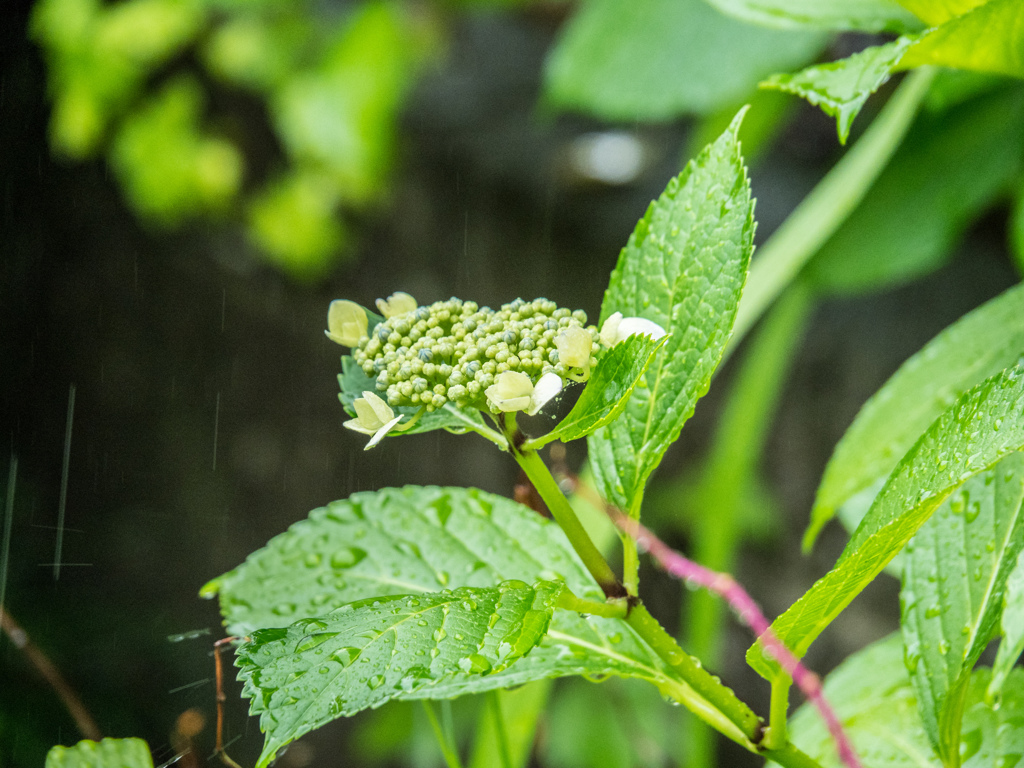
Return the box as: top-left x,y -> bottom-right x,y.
333,293 -> 600,413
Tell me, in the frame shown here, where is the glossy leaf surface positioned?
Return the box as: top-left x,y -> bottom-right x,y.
588,111 -> 754,514
900,453 -> 1024,762
988,548 -> 1024,698
750,364 -> 1024,681
237,580 -> 563,767
808,282 -> 1024,548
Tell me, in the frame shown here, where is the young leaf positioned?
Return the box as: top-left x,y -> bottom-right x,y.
237,579 -> 564,768
706,0 -> 922,33
805,86 -> 1024,295
900,452 -> 1024,763
988,548 -> 1024,698
46,739 -> 153,768
525,333 -> 668,450
898,0 -> 1024,79
749,364 -> 1024,683
776,633 -> 1024,768
760,37 -> 916,143
543,0 -> 827,120
588,110 -> 754,515
807,282 -> 1024,549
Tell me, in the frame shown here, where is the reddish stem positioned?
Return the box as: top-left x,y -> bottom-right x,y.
609,510 -> 862,768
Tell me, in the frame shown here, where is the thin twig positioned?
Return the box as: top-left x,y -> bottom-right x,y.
213,637 -> 245,768
0,607 -> 101,739
606,510 -> 862,768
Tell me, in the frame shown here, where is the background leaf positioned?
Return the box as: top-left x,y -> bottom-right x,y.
237,580 -> 563,767
898,0 -> 1024,79
527,334 -> 667,449
45,739 -> 153,768
895,0 -> 987,25
587,111 -> 754,514
749,364 -> 1024,682
543,0 -> 827,120
988,548 -> 1024,698
807,281 -> 1024,547
900,452 -> 1024,763
760,37 -> 915,143
804,85 -> 1024,295
775,633 -> 1024,768
706,0 -> 922,32
469,682 -> 551,768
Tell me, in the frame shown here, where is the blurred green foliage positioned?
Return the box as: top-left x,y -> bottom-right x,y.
32,0 -> 432,278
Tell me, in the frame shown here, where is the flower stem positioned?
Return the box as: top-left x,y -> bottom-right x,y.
510,437 -> 625,598
726,67 -> 935,360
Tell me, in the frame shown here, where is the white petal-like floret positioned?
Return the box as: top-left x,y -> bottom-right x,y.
325,300 -> 369,347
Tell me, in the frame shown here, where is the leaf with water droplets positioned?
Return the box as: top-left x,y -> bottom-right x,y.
808,281 -> 1024,550
45,739 -> 153,768
771,632 -> 1024,768
900,452 -> 1024,762
238,580 -> 563,768
588,109 -> 754,515
749,364 -> 1024,683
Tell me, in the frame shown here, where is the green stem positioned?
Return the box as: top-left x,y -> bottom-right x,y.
765,678 -> 793,751
511,440 -> 624,598
488,692 -> 513,768
622,537 -> 640,596
762,742 -> 828,768
556,589 -> 628,619
423,701 -> 464,768
726,67 -> 935,359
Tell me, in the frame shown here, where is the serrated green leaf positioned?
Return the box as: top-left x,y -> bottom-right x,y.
900,452 -> 1024,763
526,334 -> 668,450
805,85 -> 1024,295
775,633 -> 1024,768
761,37 -> 915,143
587,110 -> 754,514
898,0 -> 1024,78
45,739 -> 153,768
339,355 -> 492,440
807,282 -> 1024,548
749,364 -> 1024,682
988,548 -> 1024,698
543,0 -> 827,120
706,0 -> 922,32
237,579 -> 564,767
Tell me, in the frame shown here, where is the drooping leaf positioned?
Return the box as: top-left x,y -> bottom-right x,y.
807,282 -> 1024,549
988,548 -> 1024,698
237,579 -> 564,767
588,110 -> 754,515
749,364 -> 1024,682
804,85 -> 1024,295
45,739 -> 154,768
706,0 -> 922,32
526,334 -> 668,450
760,37 -> 915,143
898,0 -> 1024,78
900,452 -> 1024,763
776,633 -> 1024,768
543,0 -> 827,120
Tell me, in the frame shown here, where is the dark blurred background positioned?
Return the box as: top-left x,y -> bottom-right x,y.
2,1 -> 1021,766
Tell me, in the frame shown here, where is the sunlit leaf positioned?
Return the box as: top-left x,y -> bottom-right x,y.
526,333 -> 668,450
761,37 -> 915,143
807,282 -> 1024,548
900,453 -> 1024,762
749,364 -> 1024,682
706,0 -> 922,32
898,0 -> 1024,79
544,0 -> 827,120
237,580 -> 563,767
588,110 -> 754,514
45,739 -> 153,768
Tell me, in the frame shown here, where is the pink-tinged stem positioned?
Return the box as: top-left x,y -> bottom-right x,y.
610,511 -> 862,768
